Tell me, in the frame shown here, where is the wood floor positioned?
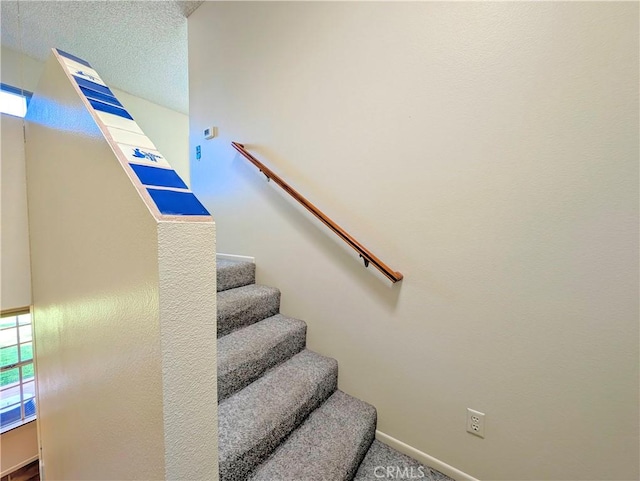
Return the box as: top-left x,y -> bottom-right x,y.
1,460 -> 39,481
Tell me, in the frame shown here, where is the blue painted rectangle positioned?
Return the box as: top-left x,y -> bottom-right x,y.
74,76 -> 114,97
130,164 -> 188,190
88,99 -> 133,120
147,189 -> 210,216
79,86 -> 123,108
56,49 -> 92,68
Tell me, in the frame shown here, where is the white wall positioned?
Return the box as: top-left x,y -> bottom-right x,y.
0,47 -> 44,93
0,45 -> 193,473
0,419 -> 38,477
0,114 -> 37,479
27,55 -> 163,480
1,46 -> 190,184
25,54 -> 217,480
0,45 -> 192,306
1,115 -> 32,309
189,3 -> 639,480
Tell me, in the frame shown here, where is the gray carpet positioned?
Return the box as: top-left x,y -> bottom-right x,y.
218,314 -> 307,401
217,284 -> 280,337
218,350 -> 338,481
216,259 -> 449,481
249,390 -> 376,481
217,258 -> 255,292
354,440 -> 454,481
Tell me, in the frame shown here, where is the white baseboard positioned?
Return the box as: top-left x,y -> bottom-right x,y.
216,253 -> 255,263
0,454 -> 38,478
375,431 -> 479,481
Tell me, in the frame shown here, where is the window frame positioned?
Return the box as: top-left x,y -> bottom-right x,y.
0,307 -> 36,434
0,83 -> 32,118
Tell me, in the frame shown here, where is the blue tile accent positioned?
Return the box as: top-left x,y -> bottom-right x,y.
131,164 -> 188,190
88,99 -> 133,120
79,86 -> 123,108
56,49 -> 92,68
73,76 -> 114,97
147,189 -> 210,216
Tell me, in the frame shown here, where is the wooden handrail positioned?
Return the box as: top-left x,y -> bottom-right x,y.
231,142 -> 403,283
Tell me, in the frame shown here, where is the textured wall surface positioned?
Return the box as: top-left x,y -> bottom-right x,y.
26,55 -> 165,480
158,221 -> 217,480
1,115 -> 32,309
26,54 -> 217,480
189,3 -> 639,480
0,47 -> 189,473
0,1 -> 201,113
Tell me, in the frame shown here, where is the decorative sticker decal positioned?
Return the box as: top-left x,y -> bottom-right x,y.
132,148 -> 163,163
74,69 -> 102,84
62,58 -> 107,87
116,143 -> 172,169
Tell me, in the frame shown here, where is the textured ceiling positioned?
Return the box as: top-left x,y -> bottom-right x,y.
1,1 -> 203,113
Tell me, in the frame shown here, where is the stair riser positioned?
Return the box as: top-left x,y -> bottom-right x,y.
217,289 -> 280,337
217,260 -> 256,292
218,325 -> 307,401
345,421 -> 377,481
219,365 -> 338,481
249,391 -> 377,481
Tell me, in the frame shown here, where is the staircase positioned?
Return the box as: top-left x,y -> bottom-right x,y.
216,259 -> 451,481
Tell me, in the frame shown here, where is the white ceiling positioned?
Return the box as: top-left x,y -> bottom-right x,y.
0,1 -> 203,113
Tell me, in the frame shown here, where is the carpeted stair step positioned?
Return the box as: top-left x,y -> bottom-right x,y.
354,440 -> 453,481
218,314 -> 307,401
217,284 -> 280,337
249,390 -> 376,481
218,350 -> 338,481
217,258 -> 256,292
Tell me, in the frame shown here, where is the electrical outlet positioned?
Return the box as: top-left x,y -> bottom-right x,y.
467,408 -> 485,438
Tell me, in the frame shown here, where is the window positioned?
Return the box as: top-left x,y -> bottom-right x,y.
0,83 -> 31,118
0,309 -> 36,432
